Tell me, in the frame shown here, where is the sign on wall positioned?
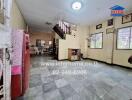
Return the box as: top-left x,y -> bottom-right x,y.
110,5 -> 125,17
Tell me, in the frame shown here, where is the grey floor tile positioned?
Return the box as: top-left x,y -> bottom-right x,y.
66,94 -> 82,100
51,75 -> 62,80
85,85 -> 97,95
92,80 -> 112,98
30,67 -> 50,76
24,85 -> 43,97
20,56 -> 132,100
43,81 -> 57,93
29,74 -> 42,88
59,85 -> 77,99
41,74 -> 62,84
24,95 -> 44,100
55,78 -> 69,88
41,75 -> 54,84
43,89 -> 63,100
120,79 -> 132,91
33,95 -> 44,100
70,80 -> 85,93
79,88 -> 102,100
102,93 -> 115,100
109,85 -> 132,100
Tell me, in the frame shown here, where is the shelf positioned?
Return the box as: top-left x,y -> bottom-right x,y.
68,48 -> 81,61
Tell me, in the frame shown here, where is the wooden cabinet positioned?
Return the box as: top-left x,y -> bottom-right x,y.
68,48 -> 81,61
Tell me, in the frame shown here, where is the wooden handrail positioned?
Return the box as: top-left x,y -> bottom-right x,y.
62,22 -> 71,34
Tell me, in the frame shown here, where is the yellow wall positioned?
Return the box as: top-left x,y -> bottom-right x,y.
58,27 -> 81,60
10,0 -> 26,30
113,15 -> 132,68
87,21 -> 113,62
87,14 -> 132,68
78,26 -> 89,58
58,13 -> 132,68
55,32 -> 61,39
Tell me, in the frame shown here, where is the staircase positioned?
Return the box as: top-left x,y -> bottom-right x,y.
53,21 -> 71,39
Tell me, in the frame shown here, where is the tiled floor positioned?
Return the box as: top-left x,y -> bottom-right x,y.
18,56 -> 132,100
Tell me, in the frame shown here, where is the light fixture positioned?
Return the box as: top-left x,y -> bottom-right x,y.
72,1 -> 82,10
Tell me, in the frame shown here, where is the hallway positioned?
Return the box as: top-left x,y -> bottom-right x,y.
18,56 -> 132,100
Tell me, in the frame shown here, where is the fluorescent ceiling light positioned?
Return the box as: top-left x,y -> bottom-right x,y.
72,1 -> 82,10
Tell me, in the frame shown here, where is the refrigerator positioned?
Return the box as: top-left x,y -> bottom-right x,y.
11,30 -> 30,99
11,30 -> 24,99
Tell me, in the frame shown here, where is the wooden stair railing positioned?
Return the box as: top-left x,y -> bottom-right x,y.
53,24 -> 65,39
53,21 -> 71,39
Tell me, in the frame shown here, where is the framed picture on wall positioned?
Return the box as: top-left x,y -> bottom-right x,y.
106,27 -> 115,34
122,13 -> 132,24
96,24 -> 102,29
108,19 -> 113,26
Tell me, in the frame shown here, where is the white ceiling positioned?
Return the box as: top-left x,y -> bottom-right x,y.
16,0 -> 132,32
